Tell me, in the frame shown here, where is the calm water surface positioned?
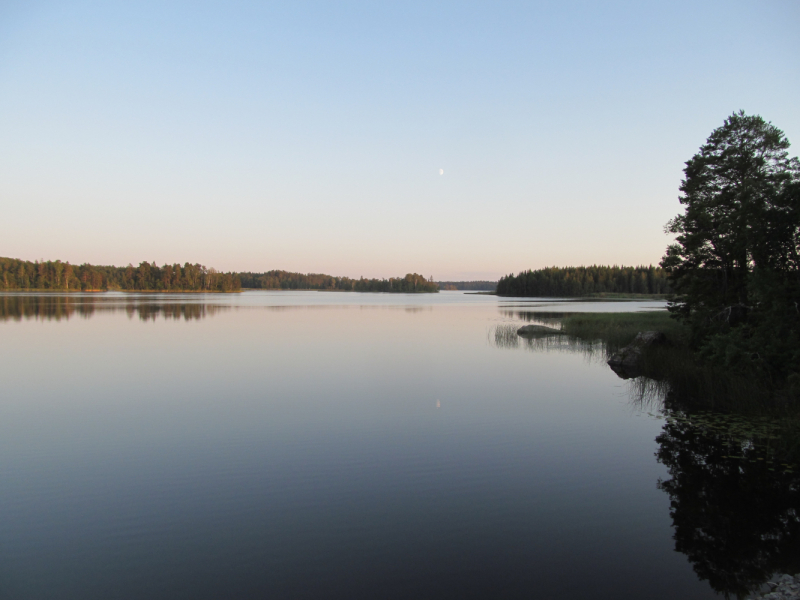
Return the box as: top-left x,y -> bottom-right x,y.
0,291 -> 784,599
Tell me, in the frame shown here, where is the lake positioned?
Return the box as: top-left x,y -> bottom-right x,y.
0,291 -> 789,599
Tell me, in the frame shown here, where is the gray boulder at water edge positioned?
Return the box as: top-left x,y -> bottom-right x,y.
607,331 -> 666,379
747,573 -> 800,599
516,324 -> 563,336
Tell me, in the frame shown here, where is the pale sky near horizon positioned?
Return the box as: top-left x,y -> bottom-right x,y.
1,1 -> 798,280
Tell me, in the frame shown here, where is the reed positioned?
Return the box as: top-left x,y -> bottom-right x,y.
493,324 -> 520,348
548,310 -> 799,459
560,311 -> 686,354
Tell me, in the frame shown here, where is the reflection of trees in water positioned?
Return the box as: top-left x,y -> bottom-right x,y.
123,303 -> 224,321
0,295 -> 226,322
1,294 -> 86,321
493,319 -> 800,596
655,411 -> 800,598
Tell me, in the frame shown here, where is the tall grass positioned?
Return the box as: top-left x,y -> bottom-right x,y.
492,323 -> 605,357
560,311 -> 686,354
493,324 -> 521,348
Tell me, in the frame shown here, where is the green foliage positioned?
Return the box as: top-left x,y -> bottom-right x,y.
661,111 -> 800,387
496,265 -> 669,297
238,270 -> 438,293
0,257 -> 241,292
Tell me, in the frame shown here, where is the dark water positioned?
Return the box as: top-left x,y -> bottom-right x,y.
0,292 -> 795,599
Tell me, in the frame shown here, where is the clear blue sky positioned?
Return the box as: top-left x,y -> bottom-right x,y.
2,0 -> 798,280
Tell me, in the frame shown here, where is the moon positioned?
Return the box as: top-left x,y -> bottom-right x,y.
439,168 -> 444,175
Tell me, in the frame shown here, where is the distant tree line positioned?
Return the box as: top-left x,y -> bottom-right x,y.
1,258 -> 438,294
496,265 -> 670,297
0,257 -> 241,292
238,270 -> 438,293
436,281 -> 497,291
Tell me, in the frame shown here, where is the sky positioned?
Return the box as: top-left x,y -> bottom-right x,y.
1,0 -> 798,280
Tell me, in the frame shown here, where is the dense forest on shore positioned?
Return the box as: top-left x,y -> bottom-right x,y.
436,281 -> 496,291
496,265 -> 669,297
238,270 -> 438,293
1,257 -> 438,294
0,257 -> 241,292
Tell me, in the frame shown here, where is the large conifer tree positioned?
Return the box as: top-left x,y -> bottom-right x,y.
662,111 -> 800,382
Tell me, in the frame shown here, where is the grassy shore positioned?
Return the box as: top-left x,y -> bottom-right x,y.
554,310 -> 800,459
559,310 -> 776,412
559,310 -> 685,351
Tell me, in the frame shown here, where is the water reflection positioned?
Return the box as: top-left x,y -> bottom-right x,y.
0,294 -> 227,322
2,292 -> 790,598
493,319 -> 800,597
654,410 -> 800,598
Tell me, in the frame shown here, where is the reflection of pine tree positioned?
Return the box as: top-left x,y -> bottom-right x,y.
655,416 -> 800,597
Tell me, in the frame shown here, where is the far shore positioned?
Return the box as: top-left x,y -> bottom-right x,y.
0,289 -> 242,294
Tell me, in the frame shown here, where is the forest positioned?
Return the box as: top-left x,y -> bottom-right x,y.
0,257 -> 438,294
495,265 -> 669,297
0,257 -> 241,292
436,281 -> 496,291
237,270 -> 438,293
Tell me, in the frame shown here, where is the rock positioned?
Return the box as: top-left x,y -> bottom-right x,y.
746,574 -> 800,599
516,324 -> 562,336
607,331 -> 666,379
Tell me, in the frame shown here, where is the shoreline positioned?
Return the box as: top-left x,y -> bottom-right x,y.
0,289 -> 242,294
